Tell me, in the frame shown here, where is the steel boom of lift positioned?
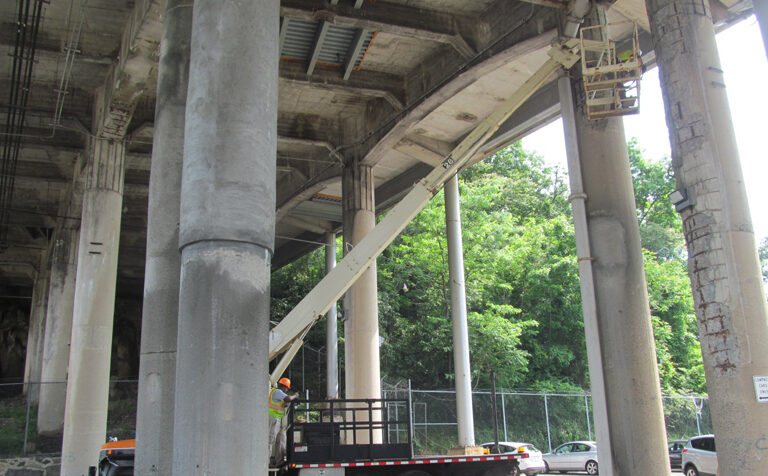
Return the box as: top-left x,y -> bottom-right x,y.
268,39 -> 581,385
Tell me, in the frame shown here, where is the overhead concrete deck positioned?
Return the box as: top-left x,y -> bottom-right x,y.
0,0 -> 752,293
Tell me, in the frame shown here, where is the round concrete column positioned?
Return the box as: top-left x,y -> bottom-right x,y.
571,78 -> 671,475
342,161 -> 382,443
754,0 -> 768,60
444,175 -> 475,448
61,137 -> 125,476
326,232 -> 339,400
171,0 -> 277,474
135,1 -> 192,473
646,1 -> 768,473
37,226 -> 78,450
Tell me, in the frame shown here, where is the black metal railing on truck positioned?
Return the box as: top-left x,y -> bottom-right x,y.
287,398 -> 412,464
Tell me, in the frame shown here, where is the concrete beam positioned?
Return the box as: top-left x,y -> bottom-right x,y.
280,62 -> 405,111
363,29 -> 556,167
281,0 -> 476,58
97,0 -> 163,138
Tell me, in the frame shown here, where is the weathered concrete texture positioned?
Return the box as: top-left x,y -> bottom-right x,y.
572,79 -> 671,475
172,242 -> 271,474
178,0 -> 277,252
342,161 -> 382,443
444,175 -> 475,448
60,138 -> 125,476
37,227 -> 78,446
23,260 -> 50,405
171,1 -> 277,474
0,456 -> 60,476
134,1 -> 192,474
646,1 -> 768,474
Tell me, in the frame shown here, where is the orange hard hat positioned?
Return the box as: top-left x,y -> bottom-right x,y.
278,377 -> 291,389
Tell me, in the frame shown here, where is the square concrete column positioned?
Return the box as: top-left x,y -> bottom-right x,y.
134,1 -> 192,473
564,70 -> 671,474
646,1 -> 768,473
37,226 -> 79,451
23,256 -> 50,405
171,0 -> 277,474
60,137 -> 125,476
342,160 -> 382,443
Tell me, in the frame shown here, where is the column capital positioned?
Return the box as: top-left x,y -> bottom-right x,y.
86,138 -> 126,194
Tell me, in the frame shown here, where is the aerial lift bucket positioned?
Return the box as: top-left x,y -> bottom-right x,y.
579,20 -> 642,119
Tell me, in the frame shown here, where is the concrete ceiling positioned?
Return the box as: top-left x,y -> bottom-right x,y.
0,0 -> 753,297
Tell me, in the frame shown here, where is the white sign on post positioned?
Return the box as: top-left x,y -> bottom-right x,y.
755,376 -> 768,403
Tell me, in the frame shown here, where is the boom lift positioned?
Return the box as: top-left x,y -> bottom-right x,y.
268,39 -> 582,385
267,39 -> 581,475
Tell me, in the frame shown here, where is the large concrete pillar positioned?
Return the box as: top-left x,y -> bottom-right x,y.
558,72 -> 613,474
170,0 -> 277,474
755,0 -> 768,60
60,137 -> 125,476
326,232 -> 339,399
444,175 -> 475,449
23,258 -> 50,404
37,226 -> 78,450
568,73 -> 671,474
342,160 -> 382,442
646,1 -> 768,473
134,2 -> 191,474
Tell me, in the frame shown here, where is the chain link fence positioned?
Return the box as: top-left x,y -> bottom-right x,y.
1,378 -> 711,459
383,381 -> 712,456
0,380 -> 137,458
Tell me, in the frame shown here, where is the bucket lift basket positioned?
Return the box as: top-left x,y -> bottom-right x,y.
580,21 -> 642,119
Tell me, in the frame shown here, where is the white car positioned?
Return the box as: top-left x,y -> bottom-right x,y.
542,441 -> 599,474
481,441 -> 547,475
681,435 -> 718,476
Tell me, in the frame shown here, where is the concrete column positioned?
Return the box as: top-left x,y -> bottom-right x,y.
326,232 -> 339,399
558,72 -> 613,475
755,0 -> 768,60
171,0 -> 277,474
134,2 -> 191,474
569,74 -> 671,474
646,1 -> 768,473
61,137 -> 125,476
37,226 -> 79,449
342,160 -> 382,443
444,175 -> 475,449
23,259 -> 50,404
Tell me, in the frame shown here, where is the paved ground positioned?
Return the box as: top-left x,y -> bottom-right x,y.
537,472 -> 684,475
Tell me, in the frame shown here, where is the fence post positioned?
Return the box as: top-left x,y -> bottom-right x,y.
585,395 -> 592,441
693,396 -> 702,435
22,384 -> 32,455
408,379 -> 414,456
544,393 -> 552,453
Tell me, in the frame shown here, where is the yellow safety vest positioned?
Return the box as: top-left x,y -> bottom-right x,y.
268,388 -> 285,419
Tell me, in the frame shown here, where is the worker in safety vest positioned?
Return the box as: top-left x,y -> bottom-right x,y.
268,377 -> 298,467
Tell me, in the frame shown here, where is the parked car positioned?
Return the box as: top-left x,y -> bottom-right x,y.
682,435 -> 718,476
542,441 -> 598,475
481,441 -> 547,475
668,439 -> 687,469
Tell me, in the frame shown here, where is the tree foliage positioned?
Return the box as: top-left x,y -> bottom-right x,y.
271,141 -> 706,396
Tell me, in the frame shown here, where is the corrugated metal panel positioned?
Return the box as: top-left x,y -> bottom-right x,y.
282,17 -> 317,60
353,30 -> 376,69
317,24 -> 356,65
281,16 -> 376,71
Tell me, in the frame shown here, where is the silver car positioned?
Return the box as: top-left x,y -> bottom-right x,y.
481,442 -> 547,475
681,435 -> 718,476
542,441 -> 599,475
